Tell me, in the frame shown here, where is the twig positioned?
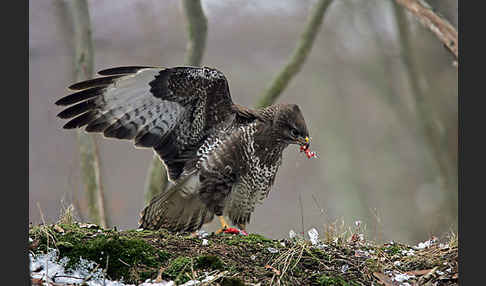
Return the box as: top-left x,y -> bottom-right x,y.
370,208 -> 383,243
36,202 -> 47,227
103,254 -> 109,286
269,273 -> 276,286
201,270 -> 228,285
291,244 -> 305,271
190,257 -> 196,282
36,202 -> 50,282
298,192 -> 304,237
303,245 -> 332,270
279,248 -> 296,282
118,258 -> 131,267
51,275 -> 84,280
257,0 -> 334,108
394,0 -> 458,63
81,263 -> 101,284
66,158 -> 85,222
311,193 -> 329,222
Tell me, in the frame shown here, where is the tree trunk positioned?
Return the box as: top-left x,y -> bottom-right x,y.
64,0 -> 108,228
256,0 -> 334,108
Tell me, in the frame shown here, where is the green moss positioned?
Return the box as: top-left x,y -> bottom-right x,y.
317,274 -> 359,286
122,228 -> 168,238
55,241 -> 74,249
163,256 -> 192,284
60,235 -> 169,282
220,277 -> 246,286
342,248 -> 353,256
309,247 -> 332,261
195,255 -> 224,270
364,258 -> 382,273
386,245 -> 402,255
31,224 -> 170,284
226,233 -> 273,246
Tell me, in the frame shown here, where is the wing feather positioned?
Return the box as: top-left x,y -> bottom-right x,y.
68,74 -> 126,90
97,66 -> 156,76
55,86 -> 105,106
56,66 -> 235,181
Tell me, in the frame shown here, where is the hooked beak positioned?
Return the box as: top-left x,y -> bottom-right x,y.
297,136 -> 310,148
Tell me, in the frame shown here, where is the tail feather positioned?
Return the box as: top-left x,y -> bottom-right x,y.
139,174 -> 214,232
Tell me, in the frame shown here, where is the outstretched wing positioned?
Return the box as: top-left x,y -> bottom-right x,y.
56,66 -> 235,181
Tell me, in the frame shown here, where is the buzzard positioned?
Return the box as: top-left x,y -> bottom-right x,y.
56,66 -> 314,234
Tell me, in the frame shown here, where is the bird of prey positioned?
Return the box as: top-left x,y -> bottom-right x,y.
55,66 -> 315,234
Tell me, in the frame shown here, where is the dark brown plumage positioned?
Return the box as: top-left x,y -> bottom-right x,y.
56,66 -> 311,233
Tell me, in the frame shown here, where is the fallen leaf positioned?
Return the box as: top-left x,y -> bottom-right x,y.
350,233 -> 360,242
31,278 -> 44,286
53,225 -> 65,233
154,266 -> 165,282
265,264 -> 281,275
29,240 -> 40,250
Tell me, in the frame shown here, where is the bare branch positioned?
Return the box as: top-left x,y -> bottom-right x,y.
182,0 -> 208,66
64,0 -> 108,228
393,2 -> 456,192
395,0 -> 458,63
256,0 -> 334,108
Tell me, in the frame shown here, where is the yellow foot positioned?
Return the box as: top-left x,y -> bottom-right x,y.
215,216 -> 230,234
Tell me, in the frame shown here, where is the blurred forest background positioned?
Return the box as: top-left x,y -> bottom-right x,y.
29,0 -> 458,244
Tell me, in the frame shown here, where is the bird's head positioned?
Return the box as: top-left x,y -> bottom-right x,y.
273,104 -> 310,147
258,103 -> 318,159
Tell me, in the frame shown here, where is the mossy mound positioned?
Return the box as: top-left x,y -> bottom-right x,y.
30,223 -> 171,282
29,222 -> 458,285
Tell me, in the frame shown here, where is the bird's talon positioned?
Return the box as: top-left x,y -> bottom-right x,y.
215,216 -> 230,234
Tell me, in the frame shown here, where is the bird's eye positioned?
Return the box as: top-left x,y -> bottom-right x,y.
290,128 -> 299,137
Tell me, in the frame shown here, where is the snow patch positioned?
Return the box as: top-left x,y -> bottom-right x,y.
30,248 -> 174,286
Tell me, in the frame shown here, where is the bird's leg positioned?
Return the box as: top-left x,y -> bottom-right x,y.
215,216 -> 230,234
